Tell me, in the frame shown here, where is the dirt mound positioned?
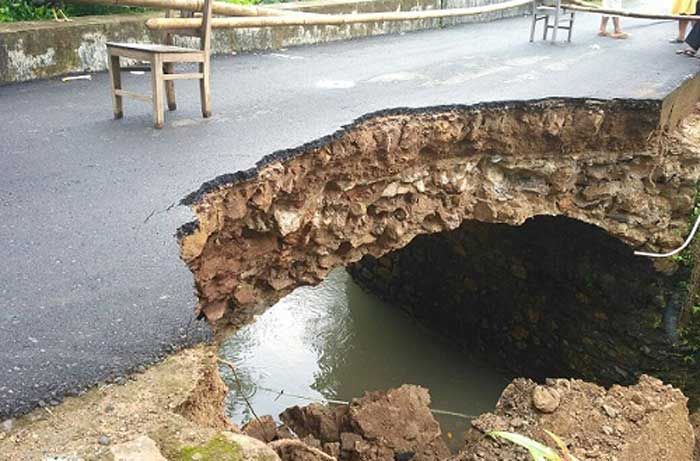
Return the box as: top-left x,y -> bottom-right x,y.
175,355 -> 233,430
692,412 -> 700,460
279,384 -> 450,461
452,375 -> 694,461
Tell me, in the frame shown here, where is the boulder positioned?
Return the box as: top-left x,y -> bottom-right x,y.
110,435 -> 167,461
178,432 -> 281,461
280,385 -> 449,461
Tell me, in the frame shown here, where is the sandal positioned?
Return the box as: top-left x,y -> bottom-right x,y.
676,48 -> 697,56
597,31 -> 610,37
670,38 -> 685,43
611,32 -> 629,39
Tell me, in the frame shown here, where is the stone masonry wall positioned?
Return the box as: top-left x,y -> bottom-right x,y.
348,215 -> 700,406
178,97 -> 700,329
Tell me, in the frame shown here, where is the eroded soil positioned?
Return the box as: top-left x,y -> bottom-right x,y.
0,346 -> 226,461
452,375 -> 695,461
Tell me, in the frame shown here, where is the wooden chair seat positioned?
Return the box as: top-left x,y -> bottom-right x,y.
107,42 -> 202,54
106,1 -> 213,129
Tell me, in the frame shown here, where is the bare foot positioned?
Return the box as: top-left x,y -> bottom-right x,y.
611,32 -> 629,39
598,31 -> 610,37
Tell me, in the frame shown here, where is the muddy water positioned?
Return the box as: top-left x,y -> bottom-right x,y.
219,268 -> 511,450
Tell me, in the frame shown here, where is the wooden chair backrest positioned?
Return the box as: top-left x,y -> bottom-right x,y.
164,0 -> 214,53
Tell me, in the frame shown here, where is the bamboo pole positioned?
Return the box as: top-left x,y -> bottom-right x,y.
561,2 -> 700,22
66,0 -> 318,17
145,0 -> 531,29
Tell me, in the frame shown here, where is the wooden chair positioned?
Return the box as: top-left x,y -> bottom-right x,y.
530,0 -> 575,43
106,0 -> 213,128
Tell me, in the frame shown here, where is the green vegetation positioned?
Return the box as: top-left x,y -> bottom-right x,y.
0,0 -> 145,22
671,191 -> 700,267
489,430 -> 580,461
0,0 -> 289,22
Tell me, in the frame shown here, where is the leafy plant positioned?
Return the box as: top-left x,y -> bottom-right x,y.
489,430 -> 580,461
0,0 -> 290,22
0,0 -> 146,22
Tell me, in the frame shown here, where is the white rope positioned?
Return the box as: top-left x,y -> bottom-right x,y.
634,213 -> 700,258
253,385 -> 476,419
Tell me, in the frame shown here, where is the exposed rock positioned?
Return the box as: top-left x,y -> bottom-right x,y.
532,386 -> 560,413
691,412 -> 700,461
269,439 -> 336,461
175,357 -> 233,430
1,419 -> 13,433
280,402 -> 348,443
280,385 -> 449,461
453,375 -> 695,461
222,432 -> 282,461
178,99 -> 700,329
110,435 -> 167,461
347,214 -> 700,404
348,385 -> 450,460
243,415 -> 279,443
179,432 -> 281,461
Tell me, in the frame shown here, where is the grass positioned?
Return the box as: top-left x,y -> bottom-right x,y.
489,430 -> 581,461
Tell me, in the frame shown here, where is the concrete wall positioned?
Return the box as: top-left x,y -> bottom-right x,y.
0,0 -> 528,85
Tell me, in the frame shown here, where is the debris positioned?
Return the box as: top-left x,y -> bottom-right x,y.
453,375 -> 694,461
532,385 -> 561,413
280,385 -> 449,461
61,75 -> 91,82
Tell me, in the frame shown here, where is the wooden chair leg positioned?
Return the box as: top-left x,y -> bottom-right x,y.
151,55 -> 165,129
164,62 -> 176,111
543,15 -> 549,41
568,13 -> 575,42
108,52 -> 123,119
199,61 -> 211,118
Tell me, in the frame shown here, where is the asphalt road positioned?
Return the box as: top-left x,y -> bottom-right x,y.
1,5 -> 699,419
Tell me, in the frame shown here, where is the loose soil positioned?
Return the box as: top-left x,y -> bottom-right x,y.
0,346 -> 227,461
452,375 -> 695,461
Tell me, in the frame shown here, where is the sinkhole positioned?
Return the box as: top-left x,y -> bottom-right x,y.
178,94 -> 700,448
218,215 -> 700,452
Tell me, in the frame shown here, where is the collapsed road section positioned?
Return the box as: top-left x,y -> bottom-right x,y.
178,82 -> 700,402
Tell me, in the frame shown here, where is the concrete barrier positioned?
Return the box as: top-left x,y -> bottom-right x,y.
0,0 -> 528,85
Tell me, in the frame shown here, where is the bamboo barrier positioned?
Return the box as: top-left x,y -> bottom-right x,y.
145,0 -> 531,29
66,0 -> 318,17
561,2 -> 700,22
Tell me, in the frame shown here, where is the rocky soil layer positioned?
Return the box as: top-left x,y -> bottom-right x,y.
275,385 -> 450,461
452,375 -> 695,461
178,99 -> 700,326
347,213 -> 700,403
1,353 -> 697,461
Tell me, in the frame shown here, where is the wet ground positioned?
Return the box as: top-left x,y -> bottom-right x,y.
1,0 -> 698,419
